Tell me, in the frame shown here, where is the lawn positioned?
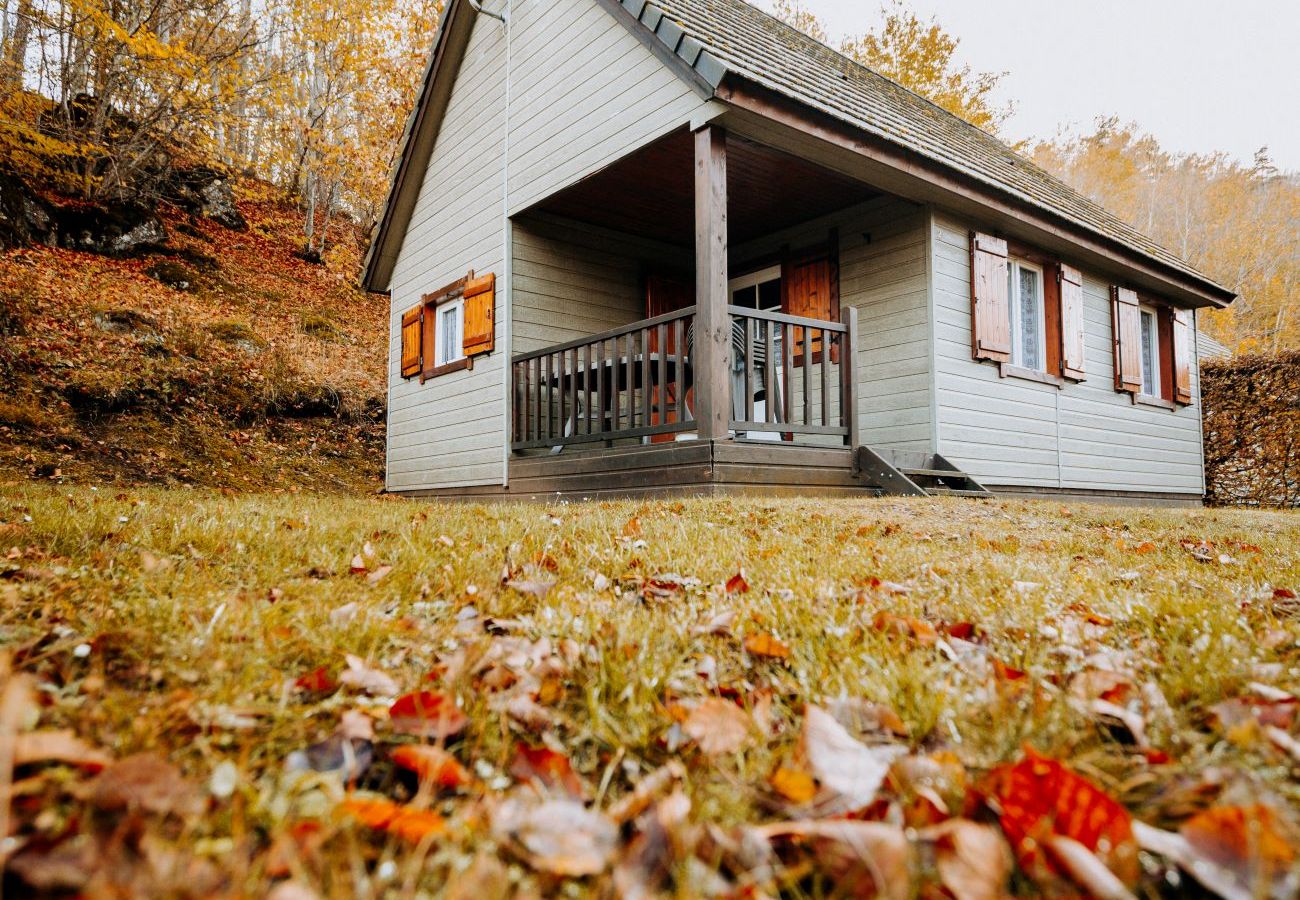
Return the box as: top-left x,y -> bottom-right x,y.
1,486 -> 1298,897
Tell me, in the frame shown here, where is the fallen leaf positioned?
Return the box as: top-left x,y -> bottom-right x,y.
294,666 -> 337,695
389,691 -> 467,739
725,570 -> 749,594
1136,807 -> 1300,900
82,753 -> 204,818
607,760 -> 687,825
691,609 -> 736,636
1044,834 -> 1137,900
366,564 -> 392,585
349,554 -> 367,574
492,796 -> 619,876
770,765 -> 817,804
329,602 -> 359,626
621,517 -> 642,537
338,654 -> 399,697
743,631 -> 790,660
752,820 -> 912,900
988,747 -> 1138,888
682,697 -> 752,756
509,744 -> 589,799
922,819 -> 1013,900
11,729 -> 112,772
799,704 -> 906,815
445,853 -> 511,900
505,578 -> 556,600
342,796 -> 445,844
392,745 -> 471,789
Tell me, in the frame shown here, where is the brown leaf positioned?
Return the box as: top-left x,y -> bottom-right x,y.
82,753 -> 205,818
922,819 -> 1013,900
492,796 -> 619,876
12,729 -> 112,772
607,760 -> 686,825
1044,835 -> 1137,900
445,853 -> 511,900
691,609 -> 736,637
682,697 -> 752,756
338,654 -> 399,696
752,820 -> 912,900
799,704 -> 906,815
505,578 -> 556,600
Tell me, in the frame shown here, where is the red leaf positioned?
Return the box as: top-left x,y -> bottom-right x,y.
294,666 -> 337,694
388,691 -> 467,739
509,744 -> 589,799
989,747 -> 1138,886
726,571 -> 750,594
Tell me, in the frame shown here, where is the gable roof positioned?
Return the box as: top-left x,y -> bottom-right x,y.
365,0 -> 1235,306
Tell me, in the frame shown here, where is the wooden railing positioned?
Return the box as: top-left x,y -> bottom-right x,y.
509,305 -> 857,451
510,307 -> 695,450
727,305 -> 857,443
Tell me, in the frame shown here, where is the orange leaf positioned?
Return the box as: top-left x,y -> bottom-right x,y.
388,691 -> 467,739
989,747 -> 1138,886
743,631 -> 790,660
391,745 -> 470,789
1181,804 -> 1296,880
621,517 -> 642,537
342,796 -> 445,844
509,744 -> 589,799
770,765 -> 817,804
726,571 -> 750,594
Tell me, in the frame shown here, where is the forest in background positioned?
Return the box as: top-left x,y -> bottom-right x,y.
1,0 -> 1296,351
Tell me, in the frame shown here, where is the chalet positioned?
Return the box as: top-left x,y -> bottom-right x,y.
363,0 -> 1236,503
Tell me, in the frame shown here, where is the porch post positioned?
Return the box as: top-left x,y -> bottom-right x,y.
693,124 -> 730,442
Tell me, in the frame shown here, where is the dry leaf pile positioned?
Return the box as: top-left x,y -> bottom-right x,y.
1,487 -> 1298,896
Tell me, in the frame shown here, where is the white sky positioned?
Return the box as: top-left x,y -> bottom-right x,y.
758,0 -> 1300,172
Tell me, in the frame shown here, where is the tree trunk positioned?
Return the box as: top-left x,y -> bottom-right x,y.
1,0 -> 34,91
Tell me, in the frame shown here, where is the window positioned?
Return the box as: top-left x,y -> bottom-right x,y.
729,265 -> 781,310
435,298 -> 464,367
1007,259 -> 1045,371
1139,305 -> 1160,397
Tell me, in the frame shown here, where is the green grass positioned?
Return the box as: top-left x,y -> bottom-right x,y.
2,486 -> 1298,895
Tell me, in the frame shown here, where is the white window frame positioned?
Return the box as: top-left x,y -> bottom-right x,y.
1139,304 -> 1161,398
434,297 -> 465,367
1008,258 -> 1046,371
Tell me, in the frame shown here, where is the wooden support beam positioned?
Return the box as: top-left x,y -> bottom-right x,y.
694,124 -> 730,441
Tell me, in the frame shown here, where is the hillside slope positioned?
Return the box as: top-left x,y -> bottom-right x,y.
0,179 -> 389,491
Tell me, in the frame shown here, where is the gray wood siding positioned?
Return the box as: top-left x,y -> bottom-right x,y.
930,210 -> 1205,494
506,0 -> 708,215
511,214 -> 689,355
732,196 -> 933,452
386,0 -> 709,491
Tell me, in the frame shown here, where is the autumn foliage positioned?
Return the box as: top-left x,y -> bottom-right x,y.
1201,350 -> 1300,507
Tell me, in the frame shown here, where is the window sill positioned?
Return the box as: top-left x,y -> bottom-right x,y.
999,363 -> 1064,388
420,357 -> 472,381
1134,393 -> 1176,410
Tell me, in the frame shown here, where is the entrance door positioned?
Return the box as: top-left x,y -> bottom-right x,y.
729,266 -> 783,439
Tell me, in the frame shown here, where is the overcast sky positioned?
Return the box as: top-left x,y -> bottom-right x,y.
759,0 -> 1299,172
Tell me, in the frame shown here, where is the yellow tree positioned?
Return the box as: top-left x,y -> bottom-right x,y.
771,0 -> 1010,134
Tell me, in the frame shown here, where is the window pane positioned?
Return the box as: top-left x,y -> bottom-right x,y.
1140,311 -> 1155,394
1019,266 -> 1040,370
757,279 -> 781,311
731,286 -> 757,309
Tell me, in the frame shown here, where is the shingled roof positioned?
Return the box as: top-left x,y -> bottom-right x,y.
609,0 -> 1232,301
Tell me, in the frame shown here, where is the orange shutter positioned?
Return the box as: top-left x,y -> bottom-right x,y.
1110,286 -> 1142,394
1059,264 -> 1086,380
400,306 -> 422,378
781,252 -> 837,362
420,296 -> 437,381
1171,308 -> 1192,404
462,273 -> 495,357
970,232 -> 1010,362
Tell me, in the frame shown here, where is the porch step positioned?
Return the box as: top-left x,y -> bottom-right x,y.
851,447 -> 993,499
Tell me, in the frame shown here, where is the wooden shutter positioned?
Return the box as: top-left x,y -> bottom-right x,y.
1059,263 -> 1086,380
1171,308 -> 1192,404
1110,286 -> 1142,394
781,249 -> 838,362
400,306 -> 422,378
462,273 -> 495,357
420,296 -> 437,381
970,232 -> 1010,362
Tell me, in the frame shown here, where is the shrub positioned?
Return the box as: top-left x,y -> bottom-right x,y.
207,319 -> 265,352
1201,351 -> 1300,507
299,313 -> 340,340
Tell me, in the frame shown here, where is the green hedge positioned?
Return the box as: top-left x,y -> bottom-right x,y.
1201,351 -> 1300,507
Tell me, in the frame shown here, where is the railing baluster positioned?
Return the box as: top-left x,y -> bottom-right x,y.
640,328 -> 651,430
596,338 -> 606,437
743,314 -> 754,426
782,322 -> 793,432
625,333 -> 635,429
569,347 -> 579,438
675,317 -> 686,423
583,343 -> 592,435
656,323 -> 667,430
821,327 -> 831,427
764,319 -> 775,425
802,328 -> 811,427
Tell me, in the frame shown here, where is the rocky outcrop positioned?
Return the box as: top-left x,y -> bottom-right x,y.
0,172 -> 56,250
0,172 -> 167,256
165,166 -> 247,231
